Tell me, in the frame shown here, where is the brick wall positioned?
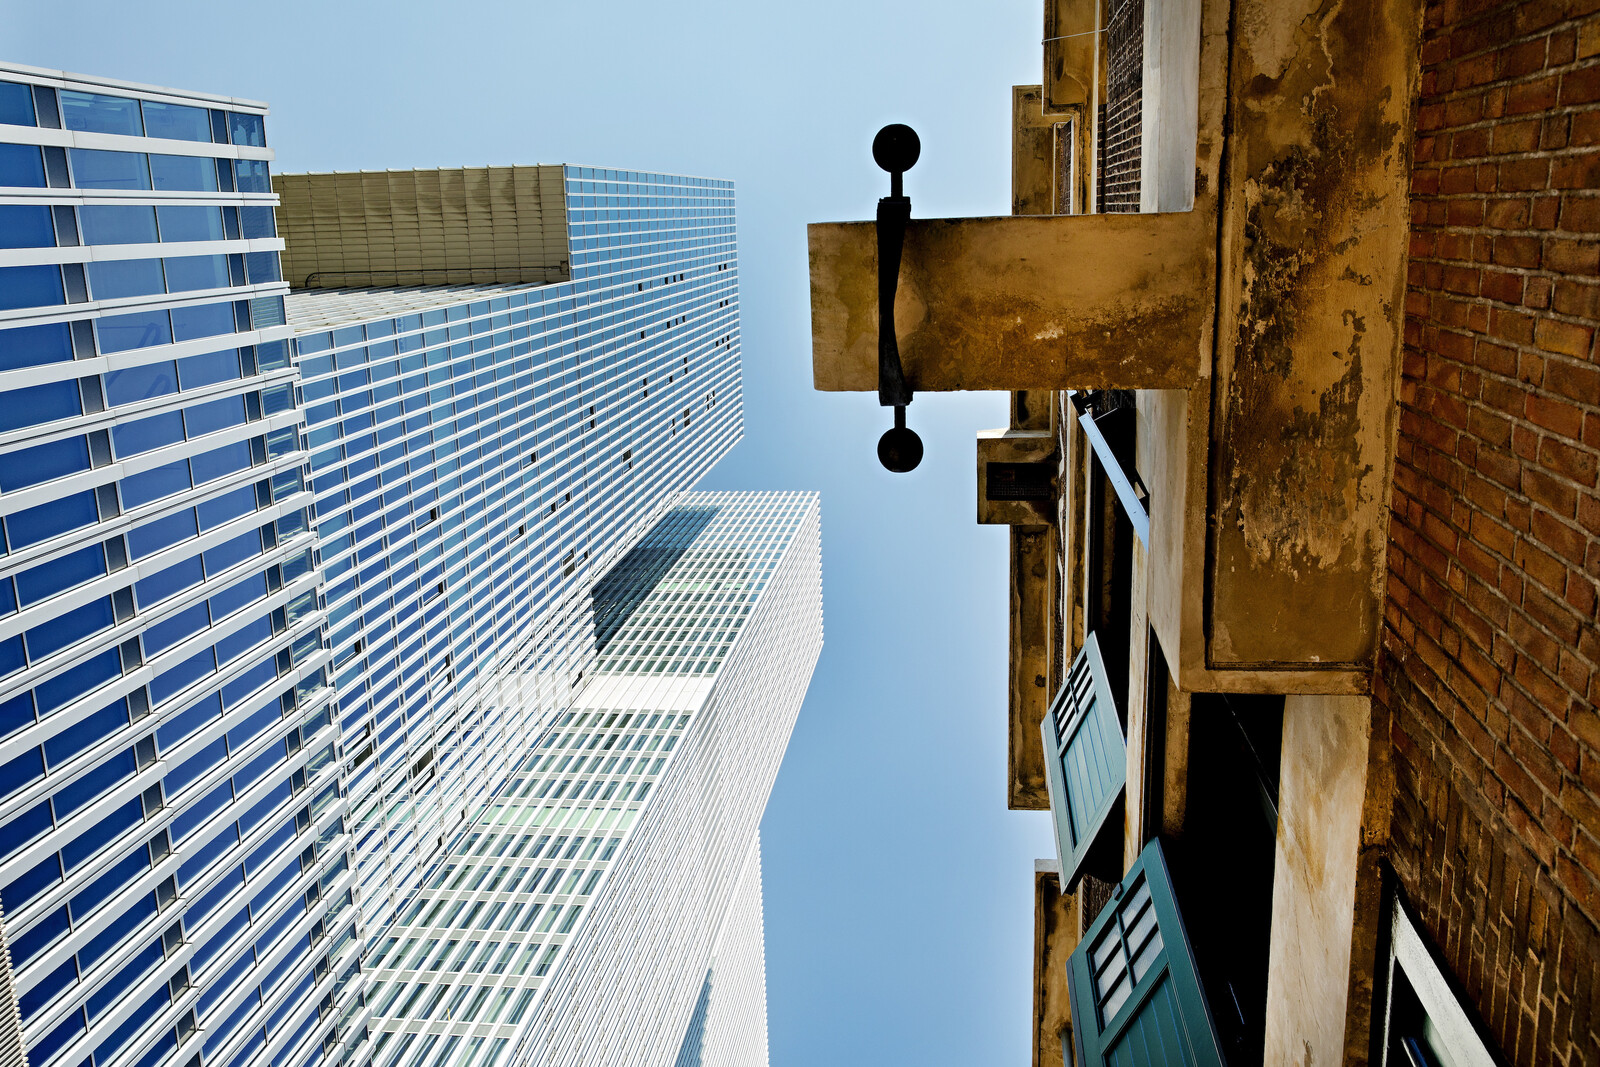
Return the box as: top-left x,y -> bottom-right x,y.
1097,0 -> 1143,213
1382,1 -> 1600,1063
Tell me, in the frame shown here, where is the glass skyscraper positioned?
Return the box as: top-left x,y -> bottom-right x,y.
0,62 -> 818,1067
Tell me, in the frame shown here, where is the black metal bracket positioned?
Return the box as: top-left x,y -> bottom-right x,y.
873,123 -> 923,473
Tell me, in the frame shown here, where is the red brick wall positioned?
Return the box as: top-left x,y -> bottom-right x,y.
1383,1 -> 1600,1063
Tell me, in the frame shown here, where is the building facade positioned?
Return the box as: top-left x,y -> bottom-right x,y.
1,62 -> 809,1067
807,0 -> 1599,1063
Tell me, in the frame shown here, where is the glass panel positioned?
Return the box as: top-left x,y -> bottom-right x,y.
233,159 -> 271,194
0,204 -> 55,248
163,254 -> 231,292
80,204 -> 159,245
0,264 -> 63,311
96,308 -> 172,353
0,321 -> 72,370
0,380 -> 81,432
0,80 -> 36,126
69,148 -> 150,190
105,360 -> 179,406
156,205 -> 226,243
0,143 -> 45,187
177,350 -> 241,388
87,258 -> 166,300
113,409 -> 185,457
140,100 -> 211,142
60,91 -> 143,136
228,112 -> 266,147
0,435 -> 90,492
150,153 -> 218,192
240,206 -> 276,239
5,491 -> 99,549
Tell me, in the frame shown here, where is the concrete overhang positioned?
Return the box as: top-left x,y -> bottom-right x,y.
808,211 -> 1210,394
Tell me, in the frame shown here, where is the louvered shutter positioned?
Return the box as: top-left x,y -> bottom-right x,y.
1066,839 -> 1226,1067
1041,632 -> 1126,891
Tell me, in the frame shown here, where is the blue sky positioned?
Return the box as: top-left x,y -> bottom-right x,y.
8,1 -> 1057,1060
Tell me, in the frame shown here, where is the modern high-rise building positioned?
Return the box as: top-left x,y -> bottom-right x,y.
0,61 -> 817,1067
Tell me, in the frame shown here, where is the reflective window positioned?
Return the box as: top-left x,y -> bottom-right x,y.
177,350 -> 240,388
135,554 -> 203,606
0,435 -> 90,492
5,490 -> 99,549
78,893 -> 157,970
60,91 -> 142,136
121,458 -> 191,509
0,80 -> 35,126
164,253 -> 230,292
0,264 -> 64,311
87,257 -> 165,300
15,544 -> 105,606
113,409 -> 184,458
26,596 -> 115,660
228,112 -> 266,147
144,601 -> 209,656
156,692 -> 220,750
157,205 -> 225,242
151,645 -> 214,705
96,307 -> 172,353
53,747 -> 135,818
43,698 -> 129,768
0,143 -> 46,187
127,507 -> 196,559
150,153 -> 218,192
80,204 -> 159,245
105,360 -> 178,406
197,485 -> 255,531
171,301 -> 236,342
0,321 -> 73,371
233,158 -> 271,194
33,648 -> 120,714
69,148 -> 149,190
191,441 -> 250,484
240,206 -> 276,239
0,380 -> 81,432
140,100 -> 210,142
0,204 -> 54,248
185,394 -> 245,437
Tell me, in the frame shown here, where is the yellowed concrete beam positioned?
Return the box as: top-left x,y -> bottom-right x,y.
808,210 -> 1210,393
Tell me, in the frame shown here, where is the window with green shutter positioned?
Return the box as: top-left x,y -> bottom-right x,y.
1041,632 -> 1126,892
1067,839 -> 1226,1067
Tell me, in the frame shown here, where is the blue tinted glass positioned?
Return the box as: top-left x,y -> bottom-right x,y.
150,645 -> 214,705
163,254 -> 229,292
156,692 -> 220,750
60,797 -> 140,871
85,940 -> 160,1020
14,544 -> 105,607
171,779 -> 233,841
245,252 -> 280,284
112,409 -> 184,457
140,100 -> 210,142
96,308 -> 172,352
9,903 -> 68,965
26,596 -> 114,660
149,154 -> 217,192
26,1007 -> 83,1066
79,204 -> 159,245
177,350 -> 240,388
221,657 -> 274,710
155,205 -> 225,243
120,458 -> 191,508
5,490 -> 98,549
0,264 -> 64,311
215,618 -> 270,666
0,435 -> 89,492
168,737 -> 227,800
0,144 -> 45,187
0,321 -> 72,370
185,394 -> 245,436
60,91 -> 143,136
135,555 -> 203,607
104,360 -> 178,405
18,957 -> 76,1021
171,302 -> 236,343
87,258 -> 166,300
226,703 -> 276,753
197,485 -> 255,531
144,601 -> 208,656
0,580 -> 12,615
34,648 -> 121,714
53,747 -> 135,818
203,530 -> 259,576
240,206 -> 276,239
69,149 -> 150,190
195,934 -> 249,1013
0,801 -> 51,862
69,840 -> 147,918
228,113 -> 265,147
190,441 -> 249,484
0,380 -> 81,432
127,508 -> 197,559
0,205 -> 54,248
233,159 -> 270,194
0,745 -> 44,793
177,821 -> 236,887
0,81 -> 36,126
78,893 -> 156,970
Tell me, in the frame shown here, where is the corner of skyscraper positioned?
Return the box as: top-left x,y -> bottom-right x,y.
0,61 -> 819,1067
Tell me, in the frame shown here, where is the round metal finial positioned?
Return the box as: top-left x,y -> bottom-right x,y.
873,124 -> 921,174
877,424 -> 924,473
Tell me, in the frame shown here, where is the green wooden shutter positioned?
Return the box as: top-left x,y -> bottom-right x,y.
1041,632 -> 1126,892
1066,839 -> 1226,1067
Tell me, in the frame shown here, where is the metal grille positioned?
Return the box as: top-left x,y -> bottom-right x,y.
1098,0 -> 1144,213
